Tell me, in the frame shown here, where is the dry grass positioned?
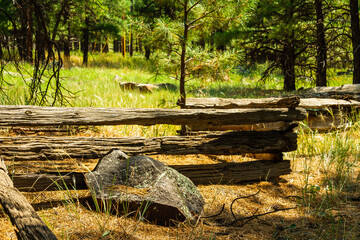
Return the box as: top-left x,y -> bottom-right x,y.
1,128 -> 359,239
1,166 -> 358,239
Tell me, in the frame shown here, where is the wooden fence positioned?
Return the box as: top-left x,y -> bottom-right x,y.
0,104 -> 307,192
183,96 -> 360,131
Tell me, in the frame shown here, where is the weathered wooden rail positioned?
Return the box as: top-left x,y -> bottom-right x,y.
0,158 -> 57,239
184,96 -> 360,110
0,105 -> 305,126
0,131 -> 297,161
12,160 -> 291,192
183,96 -> 360,131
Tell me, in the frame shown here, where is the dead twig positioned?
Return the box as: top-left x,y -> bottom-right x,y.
221,206 -> 297,227
230,189 -> 261,220
202,189 -> 297,227
201,203 -> 225,219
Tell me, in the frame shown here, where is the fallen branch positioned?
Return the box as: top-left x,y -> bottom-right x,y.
202,190 -> 297,227
223,206 -> 297,227
0,158 -> 57,239
230,190 -> 261,220
201,203 -> 225,219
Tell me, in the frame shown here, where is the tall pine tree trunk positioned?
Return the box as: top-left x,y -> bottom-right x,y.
282,1 -> 296,91
63,3 -> 71,62
130,0 -> 134,57
144,45 -> 151,60
350,0 -> 360,84
179,2 -> 189,108
35,29 -> 45,63
0,39 -> 3,59
82,16 -> 90,65
282,41 -> 296,91
315,0 -> 327,86
113,40 -> 119,52
19,0 -> 33,62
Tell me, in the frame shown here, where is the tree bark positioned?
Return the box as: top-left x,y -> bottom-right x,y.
315,0 -> 327,87
184,97 -> 360,110
0,159 -> 57,239
113,40 -> 119,52
130,0 -> 134,56
0,105 -> 306,126
0,130 -> 297,161
178,2 -> 189,108
183,96 -> 300,109
144,45 -> 151,60
122,33 -> 126,57
82,16 -> 90,65
63,2 -> 71,62
73,39 -> 79,51
19,0 -> 33,62
282,41 -> 296,91
0,39 -> 3,59
350,0 -> 360,84
298,83 -> 360,100
11,160 -> 291,191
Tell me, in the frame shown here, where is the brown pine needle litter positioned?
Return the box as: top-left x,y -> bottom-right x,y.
0,126 -> 359,239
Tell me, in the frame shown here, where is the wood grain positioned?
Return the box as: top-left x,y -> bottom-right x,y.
183,96 -> 300,109
11,160 -> 291,191
0,105 -> 306,126
0,159 -> 57,239
0,130 -> 297,161
184,97 -> 360,110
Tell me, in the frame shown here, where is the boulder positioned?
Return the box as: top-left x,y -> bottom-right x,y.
85,150 -> 205,225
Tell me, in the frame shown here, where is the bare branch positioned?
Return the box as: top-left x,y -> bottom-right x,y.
201,204 -> 225,219
222,206 -> 297,227
230,190 -> 261,220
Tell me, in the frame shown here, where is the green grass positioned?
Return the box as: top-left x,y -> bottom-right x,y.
288,118 -> 360,238
0,53 -> 354,106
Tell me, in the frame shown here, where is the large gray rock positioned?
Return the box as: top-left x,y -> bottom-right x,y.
85,150 -> 204,225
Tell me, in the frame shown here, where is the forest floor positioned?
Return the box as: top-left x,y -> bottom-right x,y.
0,128 -> 359,240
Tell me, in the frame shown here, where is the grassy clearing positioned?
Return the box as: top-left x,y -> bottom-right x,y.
0,53 -> 359,239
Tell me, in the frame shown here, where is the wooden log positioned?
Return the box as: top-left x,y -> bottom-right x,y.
186,121 -> 294,132
0,130 -> 297,161
302,84 -> 360,94
183,97 -> 359,131
172,160 -> 291,185
11,160 -> 291,191
0,159 -> 57,239
0,105 -> 306,126
185,97 -> 360,110
298,84 -> 360,100
183,96 -> 300,109
299,98 -> 360,109
12,172 -> 87,192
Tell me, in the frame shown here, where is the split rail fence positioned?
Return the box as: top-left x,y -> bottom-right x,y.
183,96 -> 360,131
0,104 -> 307,192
